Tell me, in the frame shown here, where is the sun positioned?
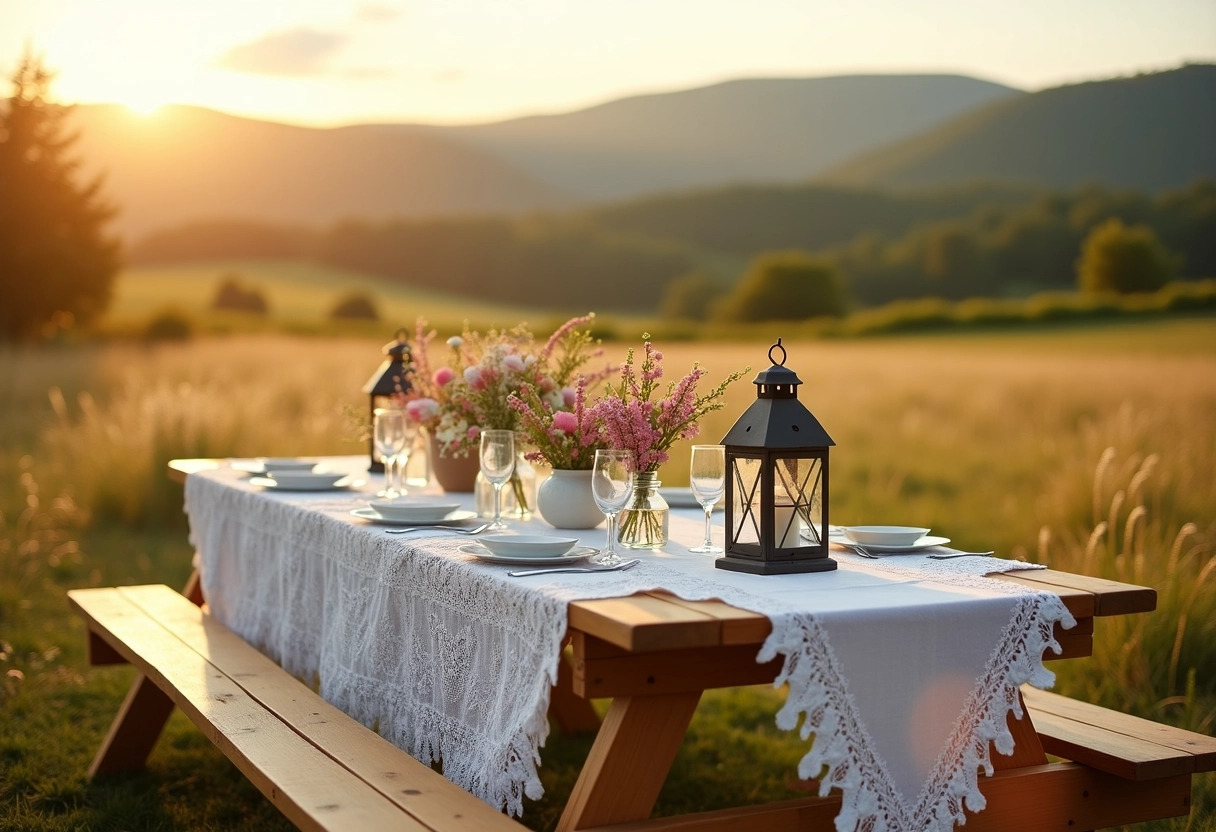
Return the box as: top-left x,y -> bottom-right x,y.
118,88 -> 170,117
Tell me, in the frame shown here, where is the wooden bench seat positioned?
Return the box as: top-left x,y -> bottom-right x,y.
1024,686 -> 1216,780
69,584 -> 525,832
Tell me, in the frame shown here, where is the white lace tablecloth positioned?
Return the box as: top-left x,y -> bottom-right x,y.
185,457 -> 1073,832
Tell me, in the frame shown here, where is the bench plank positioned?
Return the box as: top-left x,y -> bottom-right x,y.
1024,687 -> 1216,775
70,587 -> 431,832
116,584 -> 524,832
71,586 -> 525,832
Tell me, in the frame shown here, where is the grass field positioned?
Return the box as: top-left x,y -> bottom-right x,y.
1,318 -> 1213,830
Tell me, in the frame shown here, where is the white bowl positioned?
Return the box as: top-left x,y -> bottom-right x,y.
476,534 -> 579,558
259,458 -> 318,471
266,471 -> 346,489
368,500 -> 461,523
843,526 -> 931,547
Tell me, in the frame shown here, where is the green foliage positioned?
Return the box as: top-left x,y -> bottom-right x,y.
658,271 -> 723,321
211,273 -> 269,314
0,53 -> 121,341
329,291 -> 379,321
1077,218 -> 1178,294
718,251 -> 848,322
143,308 -> 193,342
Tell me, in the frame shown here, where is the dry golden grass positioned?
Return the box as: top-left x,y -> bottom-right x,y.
4,319 -> 1213,830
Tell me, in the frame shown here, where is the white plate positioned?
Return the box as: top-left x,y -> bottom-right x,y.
350,508 -> 478,526
232,458 -> 319,474
842,525 -> 931,546
833,535 -> 952,553
367,500 -> 462,522
657,487 -> 723,509
476,533 -> 579,557
250,474 -> 361,491
458,543 -> 597,565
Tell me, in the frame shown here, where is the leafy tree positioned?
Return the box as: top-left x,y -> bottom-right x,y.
211,274 -> 269,314
718,251 -> 848,322
330,291 -> 379,321
0,53 -> 120,340
1077,218 -> 1176,294
658,271 -> 723,320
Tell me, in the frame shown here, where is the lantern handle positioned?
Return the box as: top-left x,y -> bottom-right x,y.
768,338 -> 787,367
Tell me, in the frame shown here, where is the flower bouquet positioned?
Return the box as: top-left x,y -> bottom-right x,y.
591,334 -> 747,548
401,314 -> 606,512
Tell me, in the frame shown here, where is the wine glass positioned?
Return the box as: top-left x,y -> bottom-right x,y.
689,444 -> 725,554
373,408 -> 408,498
479,430 -> 515,530
591,449 -> 635,566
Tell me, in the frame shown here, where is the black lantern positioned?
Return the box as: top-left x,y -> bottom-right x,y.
361,329 -> 412,473
716,339 -> 837,575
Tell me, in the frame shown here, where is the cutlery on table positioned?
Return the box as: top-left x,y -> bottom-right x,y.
385,522 -> 490,535
849,544 -> 995,559
507,559 -> 641,577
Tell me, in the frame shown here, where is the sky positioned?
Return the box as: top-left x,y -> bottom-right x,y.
1,0 -> 1214,127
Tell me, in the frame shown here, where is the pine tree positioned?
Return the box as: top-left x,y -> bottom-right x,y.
0,52 -> 120,340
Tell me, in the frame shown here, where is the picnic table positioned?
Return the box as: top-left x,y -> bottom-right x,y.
70,457 -> 1214,832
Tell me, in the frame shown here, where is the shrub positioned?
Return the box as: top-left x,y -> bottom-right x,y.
1077,218 -> 1177,295
212,274 -> 269,314
330,292 -> 380,321
143,309 -> 193,342
718,251 -> 848,323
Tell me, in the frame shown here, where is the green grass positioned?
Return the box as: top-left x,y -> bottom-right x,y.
2,322 -> 1213,830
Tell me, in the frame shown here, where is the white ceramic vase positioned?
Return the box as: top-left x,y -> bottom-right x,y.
536,469 -> 604,529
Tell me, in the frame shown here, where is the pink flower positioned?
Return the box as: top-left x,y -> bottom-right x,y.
466,425 -> 481,440
464,366 -> 487,390
560,386 -> 578,407
404,397 -> 440,423
503,354 -> 526,373
432,367 -> 455,387
552,410 -> 579,434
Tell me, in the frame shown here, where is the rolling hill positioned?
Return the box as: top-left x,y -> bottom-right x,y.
820,64 -> 1216,191
69,74 -> 1018,242
70,105 -> 574,241
430,74 -> 1021,200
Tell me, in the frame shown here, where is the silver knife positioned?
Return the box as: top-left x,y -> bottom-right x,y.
507,559 -> 642,577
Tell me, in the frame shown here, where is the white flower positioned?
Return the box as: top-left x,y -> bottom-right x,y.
447,335 -> 463,348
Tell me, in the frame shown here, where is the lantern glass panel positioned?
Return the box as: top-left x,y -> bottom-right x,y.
773,456 -> 823,547
730,455 -> 762,546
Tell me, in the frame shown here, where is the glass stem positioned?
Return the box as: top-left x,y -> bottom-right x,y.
604,511 -> 617,556
493,482 -> 503,525
703,507 -> 713,548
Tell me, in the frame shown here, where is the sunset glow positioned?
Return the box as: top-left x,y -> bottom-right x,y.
3,0 -> 1214,127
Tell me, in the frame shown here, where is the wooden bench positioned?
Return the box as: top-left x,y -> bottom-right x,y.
69,584 -> 526,832
1023,686 -> 1216,781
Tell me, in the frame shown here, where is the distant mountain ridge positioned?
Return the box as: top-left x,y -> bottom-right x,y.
820,64 -> 1216,191
70,74 -> 1019,241
427,74 -> 1021,199
66,67 -> 1216,244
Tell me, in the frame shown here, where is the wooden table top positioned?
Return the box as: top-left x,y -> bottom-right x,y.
168,458 -> 1157,656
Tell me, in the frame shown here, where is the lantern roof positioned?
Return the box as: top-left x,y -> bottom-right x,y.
362,329 -> 412,395
720,339 -> 834,449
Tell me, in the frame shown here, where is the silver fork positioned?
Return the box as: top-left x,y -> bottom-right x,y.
850,545 -> 994,559
385,522 -> 490,535
507,559 -> 641,577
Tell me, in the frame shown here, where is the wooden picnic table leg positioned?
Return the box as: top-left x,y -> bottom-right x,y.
556,691 -> 702,832
550,638 -> 601,735
86,568 -> 206,778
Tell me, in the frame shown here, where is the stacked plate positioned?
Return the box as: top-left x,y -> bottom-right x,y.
459,534 -> 597,565
351,499 -> 476,526
832,525 -> 950,553
250,470 -> 358,491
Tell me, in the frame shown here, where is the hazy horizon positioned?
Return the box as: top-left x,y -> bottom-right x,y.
3,0 -> 1214,128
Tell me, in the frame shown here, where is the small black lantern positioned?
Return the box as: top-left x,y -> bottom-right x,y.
361,329 -> 412,473
716,339 -> 837,575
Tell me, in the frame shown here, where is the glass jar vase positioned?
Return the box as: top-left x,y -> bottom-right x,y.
475,453 -> 536,520
617,471 -> 669,549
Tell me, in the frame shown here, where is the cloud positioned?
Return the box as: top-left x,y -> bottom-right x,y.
355,4 -> 400,23
215,28 -> 348,77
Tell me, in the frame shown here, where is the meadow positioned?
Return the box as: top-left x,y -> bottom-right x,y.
1,318 -> 1213,831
